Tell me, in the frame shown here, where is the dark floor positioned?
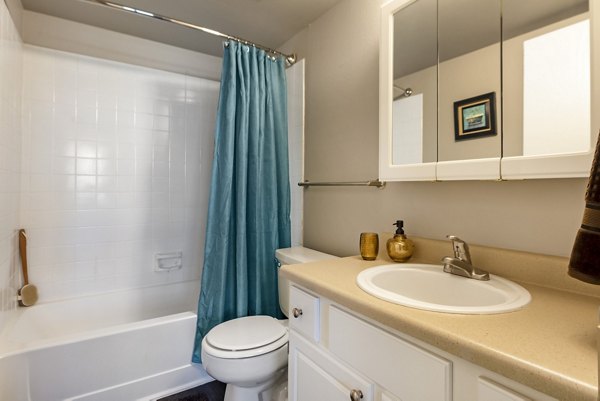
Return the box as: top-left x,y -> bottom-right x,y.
158,380 -> 226,401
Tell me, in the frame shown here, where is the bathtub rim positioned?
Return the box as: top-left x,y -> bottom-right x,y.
0,311 -> 198,358
0,279 -> 200,356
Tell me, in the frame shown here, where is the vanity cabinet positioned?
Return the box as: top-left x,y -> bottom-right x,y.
288,284 -> 557,401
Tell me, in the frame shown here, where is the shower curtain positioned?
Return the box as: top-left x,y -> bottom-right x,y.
193,41 -> 291,363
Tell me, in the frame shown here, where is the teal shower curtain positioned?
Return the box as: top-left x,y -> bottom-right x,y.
193,41 -> 291,363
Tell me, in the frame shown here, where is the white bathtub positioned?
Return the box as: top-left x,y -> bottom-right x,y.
0,281 -> 212,401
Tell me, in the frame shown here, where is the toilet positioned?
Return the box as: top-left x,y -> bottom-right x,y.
201,246 -> 338,401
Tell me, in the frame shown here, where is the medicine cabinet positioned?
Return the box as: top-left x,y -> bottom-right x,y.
379,0 -> 598,181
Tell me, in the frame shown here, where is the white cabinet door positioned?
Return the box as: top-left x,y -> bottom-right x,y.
329,306 -> 452,401
288,332 -> 374,401
289,286 -> 321,342
477,377 -> 532,401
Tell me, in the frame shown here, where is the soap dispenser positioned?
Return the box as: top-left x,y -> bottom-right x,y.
386,220 -> 414,262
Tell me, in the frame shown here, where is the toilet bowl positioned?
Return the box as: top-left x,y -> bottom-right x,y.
201,246 -> 338,401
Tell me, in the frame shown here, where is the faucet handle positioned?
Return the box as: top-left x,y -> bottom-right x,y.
446,235 -> 472,264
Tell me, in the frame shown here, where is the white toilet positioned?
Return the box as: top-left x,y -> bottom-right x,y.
201,246 -> 338,401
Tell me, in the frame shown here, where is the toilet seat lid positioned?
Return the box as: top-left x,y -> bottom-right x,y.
206,316 -> 287,351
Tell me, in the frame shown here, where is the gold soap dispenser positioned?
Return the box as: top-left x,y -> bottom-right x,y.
386,220 -> 414,262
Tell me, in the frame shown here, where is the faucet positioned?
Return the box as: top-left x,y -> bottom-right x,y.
442,235 -> 490,281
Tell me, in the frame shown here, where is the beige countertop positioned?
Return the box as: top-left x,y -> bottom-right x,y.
280,255 -> 600,401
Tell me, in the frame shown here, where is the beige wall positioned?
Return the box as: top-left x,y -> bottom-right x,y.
279,0 -> 588,258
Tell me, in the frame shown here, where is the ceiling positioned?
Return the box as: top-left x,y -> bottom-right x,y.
20,0 -> 343,58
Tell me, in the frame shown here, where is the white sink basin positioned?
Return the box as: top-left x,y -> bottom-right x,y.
356,264 -> 531,314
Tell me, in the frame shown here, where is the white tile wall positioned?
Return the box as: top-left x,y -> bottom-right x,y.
0,0 -> 23,328
20,46 -> 219,302
287,60 -> 305,247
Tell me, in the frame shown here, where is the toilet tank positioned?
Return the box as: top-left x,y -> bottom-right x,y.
276,247 -> 338,317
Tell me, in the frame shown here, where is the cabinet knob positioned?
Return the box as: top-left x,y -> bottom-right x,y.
349,389 -> 363,401
292,307 -> 303,318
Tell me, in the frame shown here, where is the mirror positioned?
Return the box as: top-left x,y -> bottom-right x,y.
502,0 -> 590,158
437,0 -> 501,163
380,0 -> 595,181
391,0 -> 437,166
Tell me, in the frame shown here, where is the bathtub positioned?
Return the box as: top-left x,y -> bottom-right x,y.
0,281 -> 212,401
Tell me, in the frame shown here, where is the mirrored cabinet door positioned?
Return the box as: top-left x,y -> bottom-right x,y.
501,0 -> 594,179
436,0 -> 502,180
380,0 -> 437,181
392,0 -> 437,167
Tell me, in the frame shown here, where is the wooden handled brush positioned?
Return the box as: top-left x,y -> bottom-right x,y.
18,229 -> 38,306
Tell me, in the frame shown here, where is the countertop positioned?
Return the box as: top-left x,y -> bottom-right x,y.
280,256 -> 600,401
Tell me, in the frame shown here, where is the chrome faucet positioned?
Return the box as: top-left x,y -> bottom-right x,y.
442,235 -> 490,281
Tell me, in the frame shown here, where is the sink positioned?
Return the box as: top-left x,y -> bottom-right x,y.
356,264 -> 531,314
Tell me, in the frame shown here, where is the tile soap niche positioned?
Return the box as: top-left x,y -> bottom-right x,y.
154,252 -> 183,272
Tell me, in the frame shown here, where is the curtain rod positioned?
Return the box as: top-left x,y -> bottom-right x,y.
78,0 -> 297,66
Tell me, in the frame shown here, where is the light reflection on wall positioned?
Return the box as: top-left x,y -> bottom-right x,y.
523,19 -> 590,156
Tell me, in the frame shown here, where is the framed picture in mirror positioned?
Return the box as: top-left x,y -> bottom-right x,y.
453,92 -> 497,141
